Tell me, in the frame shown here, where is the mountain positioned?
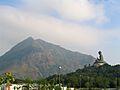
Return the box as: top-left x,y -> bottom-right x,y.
0,37 -> 95,79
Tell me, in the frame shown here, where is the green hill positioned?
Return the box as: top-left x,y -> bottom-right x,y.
47,64 -> 120,88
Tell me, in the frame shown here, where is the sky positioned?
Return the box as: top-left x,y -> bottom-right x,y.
0,0 -> 120,65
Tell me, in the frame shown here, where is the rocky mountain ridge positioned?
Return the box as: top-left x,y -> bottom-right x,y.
0,37 -> 95,79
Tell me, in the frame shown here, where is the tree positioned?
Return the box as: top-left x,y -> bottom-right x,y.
0,75 -> 4,85
24,78 -> 34,90
4,72 -> 15,83
4,72 -> 15,90
37,79 -> 48,90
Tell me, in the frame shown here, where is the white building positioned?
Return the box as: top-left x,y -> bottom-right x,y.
0,84 -> 23,90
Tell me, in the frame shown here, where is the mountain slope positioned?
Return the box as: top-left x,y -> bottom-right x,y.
0,37 -> 95,79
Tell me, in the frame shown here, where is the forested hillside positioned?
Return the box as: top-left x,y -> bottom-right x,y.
47,64 -> 120,88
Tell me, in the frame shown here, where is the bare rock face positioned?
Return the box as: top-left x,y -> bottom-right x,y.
0,37 -> 95,79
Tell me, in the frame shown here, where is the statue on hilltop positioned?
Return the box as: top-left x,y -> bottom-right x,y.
97,51 -> 104,62
93,51 -> 107,67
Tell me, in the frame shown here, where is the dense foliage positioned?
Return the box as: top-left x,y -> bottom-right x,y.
0,64 -> 120,89
0,72 -> 15,85
47,64 -> 120,88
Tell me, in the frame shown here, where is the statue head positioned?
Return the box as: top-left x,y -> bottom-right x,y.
98,51 -> 102,55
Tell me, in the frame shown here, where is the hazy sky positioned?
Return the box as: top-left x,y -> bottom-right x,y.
0,0 -> 120,64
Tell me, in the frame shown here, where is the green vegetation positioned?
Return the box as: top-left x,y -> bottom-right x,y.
46,64 -> 120,89
0,72 -> 15,90
0,75 -> 4,85
0,72 -> 15,85
0,64 -> 120,90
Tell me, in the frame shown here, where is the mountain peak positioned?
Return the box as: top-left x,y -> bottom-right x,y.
6,37 -> 35,54
0,37 -> 95,79
24,37 -> 34,42
26,36 -> 34,40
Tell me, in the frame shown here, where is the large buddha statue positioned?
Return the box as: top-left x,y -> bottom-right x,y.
93,51 -> 106,67
97,51 -> 104,61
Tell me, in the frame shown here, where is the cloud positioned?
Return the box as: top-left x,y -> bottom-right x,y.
0,5 -> 104,55
1,0 -> 120,65
21,0 -> 108,23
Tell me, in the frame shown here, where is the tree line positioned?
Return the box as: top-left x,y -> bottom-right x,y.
46,64 -> 120,89
0,64 -> 120,89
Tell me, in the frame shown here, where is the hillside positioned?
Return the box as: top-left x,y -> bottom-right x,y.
0,37 -> 95,79
47,64 -> 120,88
